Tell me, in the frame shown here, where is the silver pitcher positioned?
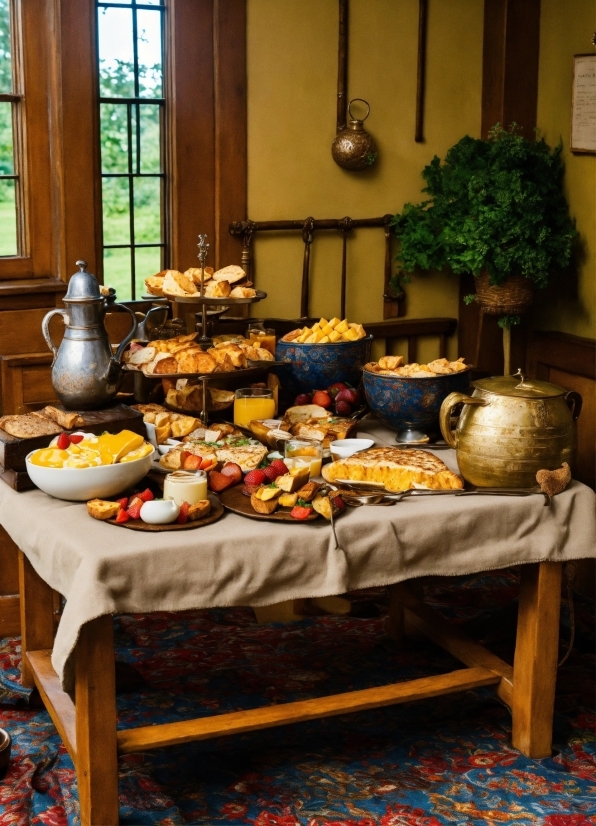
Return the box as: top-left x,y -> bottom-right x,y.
42,261 -> 138,409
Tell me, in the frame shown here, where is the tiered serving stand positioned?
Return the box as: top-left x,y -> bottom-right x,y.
134,235 -> 273,424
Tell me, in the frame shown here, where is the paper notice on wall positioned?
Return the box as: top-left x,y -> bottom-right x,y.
571,54 -> 596,153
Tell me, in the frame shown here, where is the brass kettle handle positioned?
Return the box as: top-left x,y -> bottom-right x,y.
439,392 -> 487,448
565,390 -> 582,422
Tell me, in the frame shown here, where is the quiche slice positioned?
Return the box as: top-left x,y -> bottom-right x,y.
215,444 -> 267,472
321,447 -> 463,492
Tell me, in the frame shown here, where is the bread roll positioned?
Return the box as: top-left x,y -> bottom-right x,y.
213,265 -> 246,284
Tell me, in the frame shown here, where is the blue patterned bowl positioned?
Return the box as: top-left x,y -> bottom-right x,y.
275,335 -> 373,395
363,367 -> 472,438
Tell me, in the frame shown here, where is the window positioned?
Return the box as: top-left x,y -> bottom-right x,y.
96,0 -> 166,300
0,0 -> 20,257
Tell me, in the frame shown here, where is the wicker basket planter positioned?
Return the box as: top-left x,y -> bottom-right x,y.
475,271 -> 534,315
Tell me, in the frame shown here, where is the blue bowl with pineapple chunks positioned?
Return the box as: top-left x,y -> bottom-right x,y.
275,318 -> 372,395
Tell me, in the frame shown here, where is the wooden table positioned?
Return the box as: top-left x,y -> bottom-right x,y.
18,549 -> 562,826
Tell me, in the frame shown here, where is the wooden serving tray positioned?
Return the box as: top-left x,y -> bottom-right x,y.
0,403 -> 145,474
105,494 -> 223,532
219,484 -> 319,523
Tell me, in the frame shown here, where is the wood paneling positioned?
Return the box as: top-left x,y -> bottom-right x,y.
47,0 -> 102,282
0,595 -> 20,637
0,528 -> 19,596
167,0 -> 215,270
459,0 -> 541,373
214,0 -> 247,269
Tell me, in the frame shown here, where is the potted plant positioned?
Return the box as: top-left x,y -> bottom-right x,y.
390,125 -> 576,370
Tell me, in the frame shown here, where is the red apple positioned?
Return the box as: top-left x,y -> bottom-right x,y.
294,393 -> 312,406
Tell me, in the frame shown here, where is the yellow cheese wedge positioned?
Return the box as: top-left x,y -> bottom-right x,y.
258,486 -> 282,501
119,442 -> 154,463
335,319 -> 349,333
99,430 -> 145,462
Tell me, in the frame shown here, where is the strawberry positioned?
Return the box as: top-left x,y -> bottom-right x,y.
290,504 -> 314,520
220,462 -> 242,484
269,459 -> 289,477
242,483 -> 261,497
116,497 -> 129,510
137,488 -> 155,502
69,433 -> 84,444
126,500 -> 143,520
56,432 -> 71,450
244,469 -> 266,486
115,508 -> 130,523
176,502 -> 190,524
183,454 -> 203,471
208,470 -> 234,492
262,465 -> 280,483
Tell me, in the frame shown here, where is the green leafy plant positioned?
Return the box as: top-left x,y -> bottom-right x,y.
391,124 -> 576,290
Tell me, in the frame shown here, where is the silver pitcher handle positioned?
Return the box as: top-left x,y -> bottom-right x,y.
42,308 -> 69,362
113,305 -> 139,363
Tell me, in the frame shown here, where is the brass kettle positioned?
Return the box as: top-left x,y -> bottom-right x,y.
440,369 -> 582,488
332,99 -> 378,171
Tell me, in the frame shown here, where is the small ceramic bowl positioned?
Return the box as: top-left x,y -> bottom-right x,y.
144,421 -> 158,449
330,438 -> 374,461
0,728 -> 11,780
139,499 -> 180,525
158,439 -> 182,456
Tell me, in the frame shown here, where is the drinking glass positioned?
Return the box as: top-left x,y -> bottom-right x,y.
233,387 -> 275,427
247,325 -> 276,356
284,438 -> 323,478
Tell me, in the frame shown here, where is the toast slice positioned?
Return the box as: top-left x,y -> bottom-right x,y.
0,413 -> 63,438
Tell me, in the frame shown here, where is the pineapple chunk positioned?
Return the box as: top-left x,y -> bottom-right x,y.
312,330 -> 325,342
297,331 -> 310,342
328,330 -> 342,342
319,318 -> 328,327
349,323 -> 366,339
321,324 -> 334,336
311,322 -> 321,332
279,492 -> 298,508
328,317 -> 341,329
342,328 -> 359,341
305,333 -> 318,343
257,486 -> 282,501
318,335 -> 330,343
335,319 -> 349,334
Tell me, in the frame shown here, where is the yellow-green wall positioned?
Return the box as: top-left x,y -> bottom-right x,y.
247,0 -> 484,360
534,0 -> 596,339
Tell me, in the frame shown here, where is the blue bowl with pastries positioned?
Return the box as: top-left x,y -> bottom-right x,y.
275,335 -> 373,396
363,356 -> 472,443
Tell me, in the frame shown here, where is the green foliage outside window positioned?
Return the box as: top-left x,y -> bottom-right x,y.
391,125 -> 577,292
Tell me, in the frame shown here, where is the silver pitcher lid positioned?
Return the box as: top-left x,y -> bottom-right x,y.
63,260 -> 102,302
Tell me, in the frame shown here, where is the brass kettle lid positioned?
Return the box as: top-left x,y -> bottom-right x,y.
474,369 -> 566,399
63,260 -> 102,302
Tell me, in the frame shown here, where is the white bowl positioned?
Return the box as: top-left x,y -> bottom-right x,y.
140,499 -> 180,525
158,439 -> 182,456
144,422 -> 158,449
26,449 -> 155,501
329,438 -> 374,461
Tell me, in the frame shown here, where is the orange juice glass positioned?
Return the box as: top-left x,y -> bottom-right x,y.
234,388 -> 275,428
285,439 -> 323,478
247,326 -> 276,356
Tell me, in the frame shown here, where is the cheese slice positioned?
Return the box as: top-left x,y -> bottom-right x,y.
322,447 -> 463,492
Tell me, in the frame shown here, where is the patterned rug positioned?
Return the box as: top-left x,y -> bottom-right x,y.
0,571 -> 594,826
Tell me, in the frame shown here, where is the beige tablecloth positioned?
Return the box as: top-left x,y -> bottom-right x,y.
1,420 -> 594,691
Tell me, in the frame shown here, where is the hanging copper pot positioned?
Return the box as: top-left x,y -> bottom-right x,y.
332,99 -> 378,171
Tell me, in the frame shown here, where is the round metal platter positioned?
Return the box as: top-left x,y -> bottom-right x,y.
162,289 -> 267,305
127,363 -> 281,382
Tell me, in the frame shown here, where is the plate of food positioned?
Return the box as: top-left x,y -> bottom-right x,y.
123,332 -> 276,377
86,486 -> 223,531
145,266 -> 266,303
219,463 -> 345,523
321,446 -> 463,493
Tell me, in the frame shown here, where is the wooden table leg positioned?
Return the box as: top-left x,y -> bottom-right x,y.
387,584 -> 405,643
75,615 -> 119,826
18,550 -> 55,688
511,561 -> 562,758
